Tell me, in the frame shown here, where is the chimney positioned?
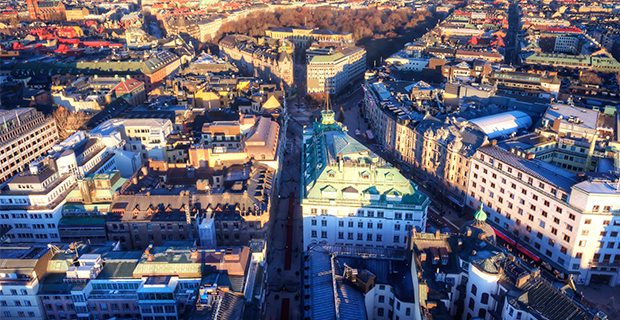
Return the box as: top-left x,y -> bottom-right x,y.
147,254 -> 154,262
190,247 -> 198,260
420,252 -> 427,262
531,268 -> 540,278
435,230 -> 441,239
516,273 -> 531,288
466,227 -> 472,237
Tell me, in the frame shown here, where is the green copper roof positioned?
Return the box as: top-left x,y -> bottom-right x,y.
301,110 -> 429,208
475,202 -> 487,222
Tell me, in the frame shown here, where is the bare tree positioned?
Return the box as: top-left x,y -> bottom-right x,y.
579,71 -> 603,85
53,107 -> 89,140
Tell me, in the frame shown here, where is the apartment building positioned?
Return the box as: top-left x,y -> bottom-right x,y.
0,245 -> 53,320
306,46 -> 366,94
218,35 -> 294,87
0,108 -> 58,185
301,110 -> 430,249
466,145 -> 620,285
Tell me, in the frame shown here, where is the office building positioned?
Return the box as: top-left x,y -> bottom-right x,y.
0,108 -> 58,185
306,46 -> 366,94
466,145 -> 620,285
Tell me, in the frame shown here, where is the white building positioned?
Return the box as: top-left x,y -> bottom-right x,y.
306,46 -> 366,94
0,108 -> 58,186
89,118 -> 173,162
301,111 -> 430,249
385,50 -> 429,71
466,145 -> 620,286
0,157 -> 76,242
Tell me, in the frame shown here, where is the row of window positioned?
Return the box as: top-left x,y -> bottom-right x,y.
310,230 -> 408,243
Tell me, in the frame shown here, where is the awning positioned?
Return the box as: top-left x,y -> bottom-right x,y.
516,244 -> 540,262
492,227 -> 515,245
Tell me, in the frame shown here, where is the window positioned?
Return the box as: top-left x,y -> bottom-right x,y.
311,230 -> 317,238
358,222 -> 363,228
321,220 -> 327,226
321,231 -> 327,238
338,221 -> 344,227
357,233 -> 363,240
584,219 -> 591,225
576,252 -> 582,258
338,232 -> 343,239
537,232 -> 543,239
578,240 -> 586,247
394,224 -> 400,231
348,221 -> 354,228
378,308 -> 384,317
551,227 -> 557,235
471,284 -> 477,296
468,297 -> 475,310
394,236 -> 400,243
481,293 -> 489,304
379,295 -> 385,303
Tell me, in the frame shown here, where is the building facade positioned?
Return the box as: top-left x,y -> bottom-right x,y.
306,46 -> 366,94
0,108 -> 58,185
466,146 -> 620,286
301,110 -> 430,249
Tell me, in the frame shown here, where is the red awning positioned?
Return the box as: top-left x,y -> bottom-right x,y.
516,244 -> 540,262
492,227 -> 515,245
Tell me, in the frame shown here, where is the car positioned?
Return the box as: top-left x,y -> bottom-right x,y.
355,130 -> 361,136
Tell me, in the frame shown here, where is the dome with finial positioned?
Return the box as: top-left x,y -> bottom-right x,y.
474,202 -> 487,226
460,200 -> 496,244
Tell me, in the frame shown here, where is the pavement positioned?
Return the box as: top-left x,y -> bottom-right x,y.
262,72 -> 307,319
578,284 -> 620,319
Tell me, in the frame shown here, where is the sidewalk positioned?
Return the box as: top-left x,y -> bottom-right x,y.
578,283 -> 620,319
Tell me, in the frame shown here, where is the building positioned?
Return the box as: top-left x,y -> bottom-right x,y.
73,51 -> 181,92
404,115 -> 489,208
301,110 -> 430,249
26,0 -> 66,21
58,170 -> 127,243
541,103 -> 600,140
306,46 -> 366,94
489,70 -> 561,97
265,27 -> 354,47
0,108 -> 58,185
466,145 -> 620,286
0,157 -> 77,243
106,195 -> 194,251
90,118 -> 174,162
32,242 -> 259,320
64,7 -> 88,21
304,244 -> 416,320
0,245 -> 53,320
52,76 -> 147,112
411,207 -> 606,319
110,160 -> 276,248
218,35 -> 294,87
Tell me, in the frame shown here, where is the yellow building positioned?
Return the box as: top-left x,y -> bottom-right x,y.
265,27 -> 354,44
65,8 -> 88,21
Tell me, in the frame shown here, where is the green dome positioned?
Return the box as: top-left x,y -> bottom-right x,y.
475,202 -> 487,223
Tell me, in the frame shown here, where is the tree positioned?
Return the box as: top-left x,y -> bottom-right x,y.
53,107 -> 89,140
337,106 -> 345,122
579,71 -> 602,85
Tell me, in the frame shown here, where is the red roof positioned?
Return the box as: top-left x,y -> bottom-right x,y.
114,78 -> 143,94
